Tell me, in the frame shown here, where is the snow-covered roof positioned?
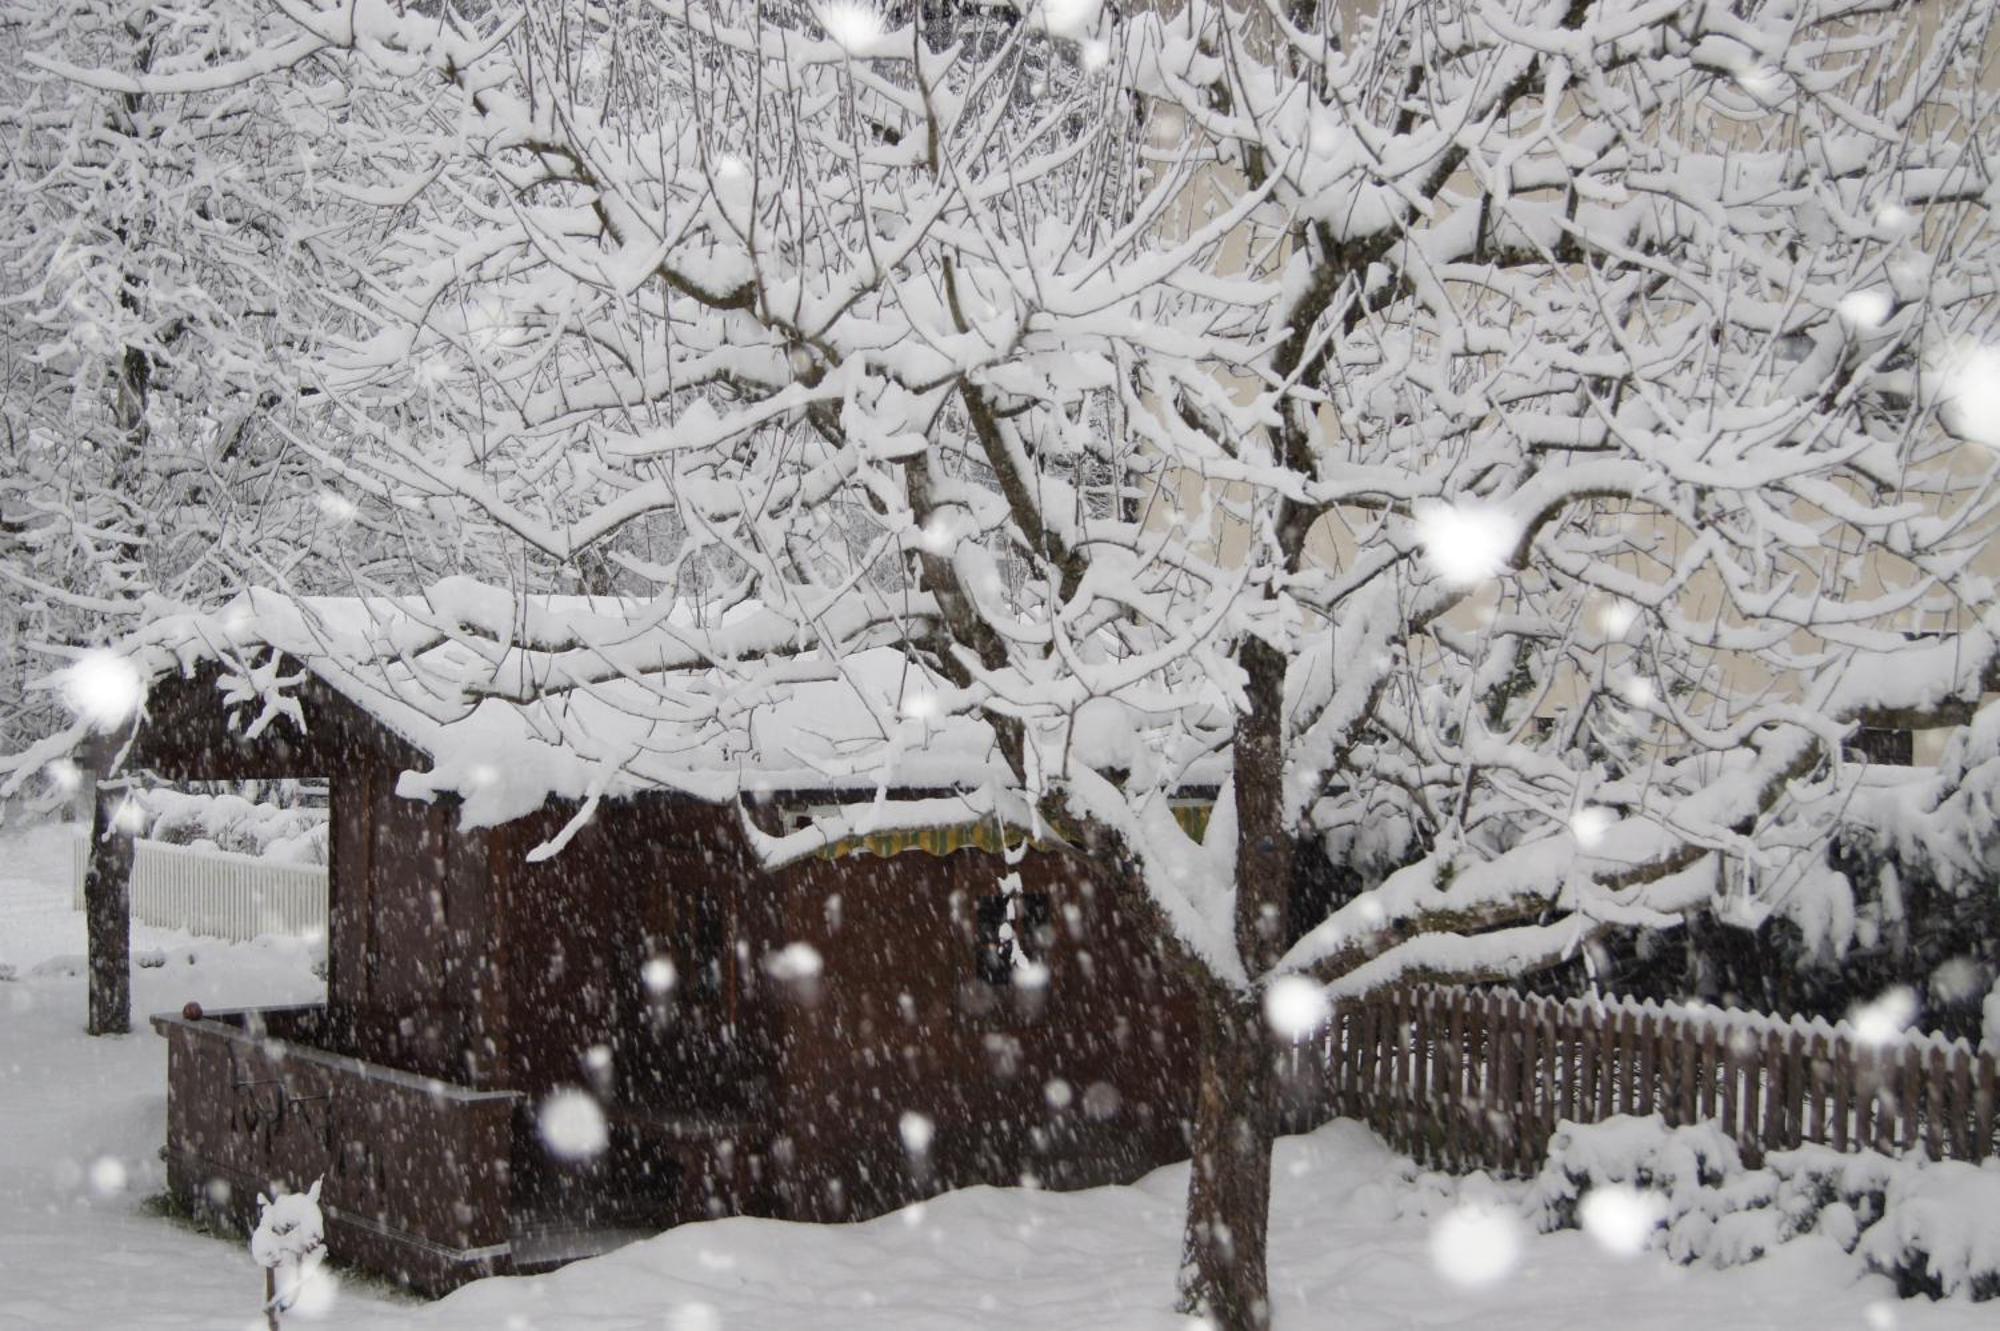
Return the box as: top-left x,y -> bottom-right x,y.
54,579 -> 1018,832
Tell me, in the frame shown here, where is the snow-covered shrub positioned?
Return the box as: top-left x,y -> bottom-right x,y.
1529,1115 -> 2000,1299
1526,1114 -> 1740,1235
134,787 -> 328,864
1853,1158 -> 2000,1300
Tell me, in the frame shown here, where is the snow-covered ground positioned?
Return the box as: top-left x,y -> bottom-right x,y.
1,819 -> 1992,1329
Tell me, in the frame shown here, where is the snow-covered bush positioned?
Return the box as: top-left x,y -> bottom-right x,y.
1530,1115 -> 2000,1300
1526,1115 -> 1742,1235
134,787 -> 328,865
1856,1157 -> 2000,1300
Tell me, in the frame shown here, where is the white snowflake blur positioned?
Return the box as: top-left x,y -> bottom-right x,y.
1849,987 -> 1918,1046
1262,975 -> 1333,1041
1038,0 -> 1102,41
87,1155 -> 126,1196
1597,600 -> 1639,639
1838,291 -> 1894,330
1428,1201 -> 1521,1287
665,1303 -> 723,1331
1569,806 -> 1614,849
816,2 -> 883,54
537,1089 -> 609,1160
1936,342 -> 2000,450
1414,502 -> 1518,587
1578,1185 -> 1665,1257
764,942 -> 823,981
60,650 -> 144,731
898,1111 -> 935,1155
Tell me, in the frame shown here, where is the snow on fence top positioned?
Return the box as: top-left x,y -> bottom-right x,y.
1507,986 -> 1984,1060
9,579 -> 1215,832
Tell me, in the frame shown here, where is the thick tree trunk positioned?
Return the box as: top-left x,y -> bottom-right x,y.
85,780 -> 135,1036
1177,987 -> 1277,1331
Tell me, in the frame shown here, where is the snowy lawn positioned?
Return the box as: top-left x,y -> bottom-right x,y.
3,820 -> 1993,1330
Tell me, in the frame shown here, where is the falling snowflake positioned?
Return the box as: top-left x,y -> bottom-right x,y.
665,1303 -> 723,1331
60,650 -> 145,731
1414,502 -> 1519,587
764,942 -> 824,981
1039,0 -> 1102,41
1850,987 -> 1918,1045
1930,956 -> 1983,1005
642,957 -> 678,994
42,758 -> 82,793
1735,63 -> 1786,103
1935,342 -> 2000,451
1428,1201 -> 1522,1287
1578,1185 -> 1665,1256
817,2 -> 884,55
88,1156 -> 127,1196
1621,676 -> 1658,707
537,1089 -> 608,1160
1597,600 -> 1639,639
1838,290 -> 1894,330
1569,806 -> 1614,849
898,1111 -> 935,1155
1262,975 -> 1333,1041
289,1266 -> 340,1318
1875,204 -> 1919,239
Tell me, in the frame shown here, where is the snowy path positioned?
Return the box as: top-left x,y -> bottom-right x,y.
1,821 -> 1992,1329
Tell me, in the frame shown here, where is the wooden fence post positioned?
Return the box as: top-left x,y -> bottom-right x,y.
1636,1009 -> 1658,1120
1947,1045 -> 1972,1162
1410,989 -> 1432,1168
1974,1055 -> 1996,1163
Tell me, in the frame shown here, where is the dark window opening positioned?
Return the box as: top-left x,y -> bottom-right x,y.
975,891 -> 1052,985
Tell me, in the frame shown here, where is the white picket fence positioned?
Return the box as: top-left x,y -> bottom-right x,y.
71,832 -> 328,942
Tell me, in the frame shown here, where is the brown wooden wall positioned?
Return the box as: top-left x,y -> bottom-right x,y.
153,1005 -> 518,1294
760,844 -> 1198,1223
130,667 -> 504,1088
329,761 -> 501,1087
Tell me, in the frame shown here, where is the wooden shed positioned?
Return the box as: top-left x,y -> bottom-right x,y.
86,587 -> 1204,1292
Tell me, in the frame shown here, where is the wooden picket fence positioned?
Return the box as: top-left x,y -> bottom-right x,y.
1282,984 -> 2000,1177
72,832 -> 328,943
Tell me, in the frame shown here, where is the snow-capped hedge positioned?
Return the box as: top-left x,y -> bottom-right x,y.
1529,1115 -> 2000,1300
132,787 -> 327,865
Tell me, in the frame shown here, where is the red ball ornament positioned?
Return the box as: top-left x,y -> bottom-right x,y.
181,1001 -> 204,1022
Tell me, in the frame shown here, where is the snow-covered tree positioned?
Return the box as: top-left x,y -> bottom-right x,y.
127,0 -> 2000,1324
0,1 -> 510,760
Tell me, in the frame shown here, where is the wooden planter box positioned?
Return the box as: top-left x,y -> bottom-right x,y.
152,1005 -> 521,1294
